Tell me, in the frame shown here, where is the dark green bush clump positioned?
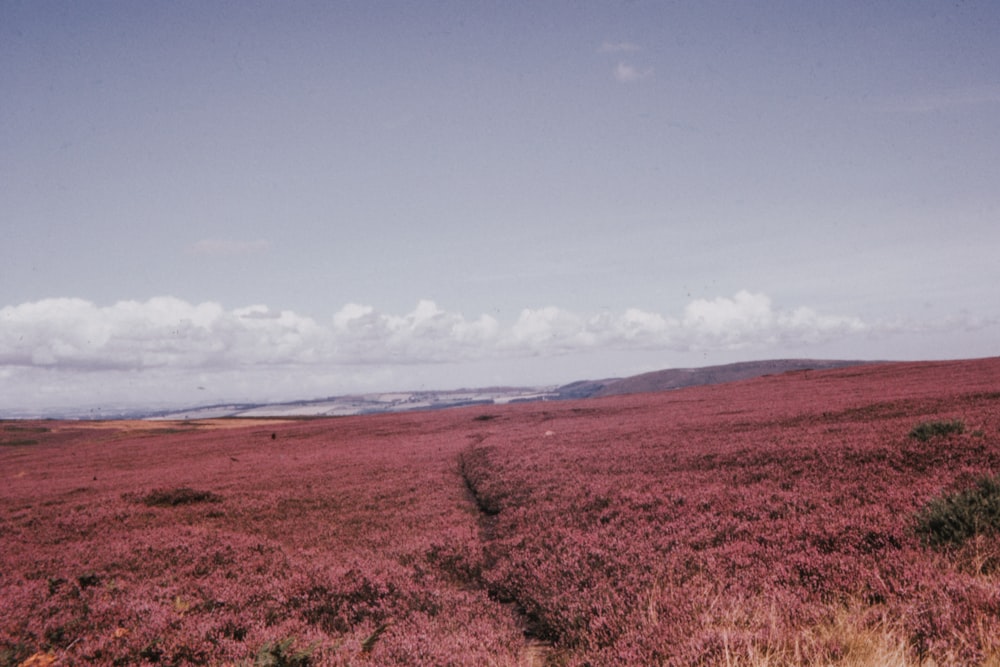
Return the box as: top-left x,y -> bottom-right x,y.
250,637 -> 315,667
139,487 -> 222,507
916,474 -> 1000,547
909,419 -> 965,442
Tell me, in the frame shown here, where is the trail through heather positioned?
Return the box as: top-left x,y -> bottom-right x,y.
1,414 -> 530,665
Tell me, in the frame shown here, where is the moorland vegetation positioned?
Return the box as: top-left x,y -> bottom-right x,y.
2,358 -> 1000,665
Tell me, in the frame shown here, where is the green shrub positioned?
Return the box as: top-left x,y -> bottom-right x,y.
909,419 -> 965,442
251,637 -> 315,667
916,474 -> 1000,547
137,487 -> 222,507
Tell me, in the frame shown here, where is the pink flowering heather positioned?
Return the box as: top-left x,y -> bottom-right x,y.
3,357 -> 1000,665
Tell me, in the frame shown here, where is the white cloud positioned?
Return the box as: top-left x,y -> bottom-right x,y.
0,297 -> 320,370
189,238 -> 271,257
0,291 -> 878,373
682,291 -> 774,337
4,291 -> 984,412
678,291 -> 867,349
614,62 -> 652,83
509,307 -> 589,352
332,299 -> 500,364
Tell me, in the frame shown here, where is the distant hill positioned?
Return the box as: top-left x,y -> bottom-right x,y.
113,359 -> 880,419
553,359 -> 876,400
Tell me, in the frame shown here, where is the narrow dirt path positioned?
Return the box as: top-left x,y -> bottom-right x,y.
457,438 -> 558,666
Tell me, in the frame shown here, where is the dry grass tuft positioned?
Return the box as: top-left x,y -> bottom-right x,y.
711,601 -> 1000,667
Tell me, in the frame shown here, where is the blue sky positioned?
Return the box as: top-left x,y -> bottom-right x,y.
2,1 -> 998,414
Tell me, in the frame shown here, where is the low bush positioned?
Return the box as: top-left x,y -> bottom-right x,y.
249,637 -> 315,667
909,419 -> 965,442
916,474 -> 1000,547
137,487 -> 222,507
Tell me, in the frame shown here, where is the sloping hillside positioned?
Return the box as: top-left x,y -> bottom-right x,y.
555,358 -> 874,399
3,357 -> 1000,665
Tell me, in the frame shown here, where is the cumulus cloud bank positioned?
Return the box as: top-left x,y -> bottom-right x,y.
7,291 -> 992,413
1,291 -> 866,374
